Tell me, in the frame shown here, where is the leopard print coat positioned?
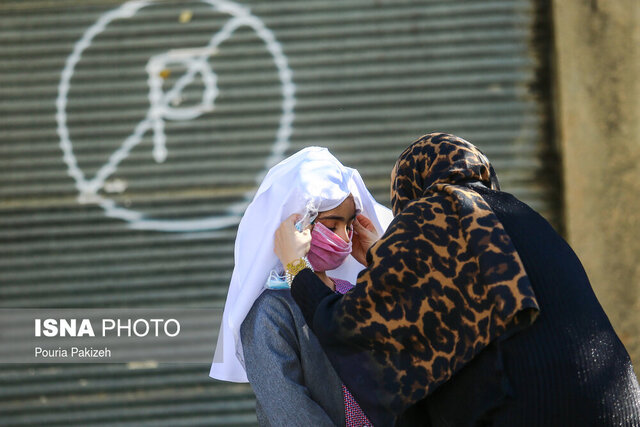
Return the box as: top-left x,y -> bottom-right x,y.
323,133 -> 540,423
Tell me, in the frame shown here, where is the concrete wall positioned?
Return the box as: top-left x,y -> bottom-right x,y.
552,0 -> 640,372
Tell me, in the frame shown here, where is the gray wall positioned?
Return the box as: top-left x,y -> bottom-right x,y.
0,0 -> 557,424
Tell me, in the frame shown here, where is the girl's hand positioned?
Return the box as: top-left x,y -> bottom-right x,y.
274,214 -> 312,267
351,214 -> 379,266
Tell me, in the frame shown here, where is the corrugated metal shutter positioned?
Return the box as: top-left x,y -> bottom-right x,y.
0,0 -> 558,425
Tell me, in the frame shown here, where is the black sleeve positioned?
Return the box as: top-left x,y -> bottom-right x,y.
290,268 -> 334,326
290,269 -> 394,426
290,268 -> 350,350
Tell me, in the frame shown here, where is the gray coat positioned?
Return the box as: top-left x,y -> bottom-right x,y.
241,289 -> 345,427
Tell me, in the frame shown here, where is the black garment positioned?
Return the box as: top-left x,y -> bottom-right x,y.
292,186 -> 640,426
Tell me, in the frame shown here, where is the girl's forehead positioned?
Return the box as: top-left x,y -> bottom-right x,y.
318,195 -> 356,218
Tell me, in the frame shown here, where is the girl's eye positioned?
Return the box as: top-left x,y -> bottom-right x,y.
319,221 -> 336,231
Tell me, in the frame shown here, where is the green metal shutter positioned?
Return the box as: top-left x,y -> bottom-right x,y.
0,0 -> 558,425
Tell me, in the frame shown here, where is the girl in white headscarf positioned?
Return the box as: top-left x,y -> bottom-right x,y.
210,147 -> 392,426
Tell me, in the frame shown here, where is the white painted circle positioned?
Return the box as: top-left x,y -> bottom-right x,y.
57,0 -> 295,232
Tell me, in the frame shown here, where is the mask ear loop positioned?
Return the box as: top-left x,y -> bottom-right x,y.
266,201 -> 318,290
265,270 -> 289,290
295,201 -> 318,231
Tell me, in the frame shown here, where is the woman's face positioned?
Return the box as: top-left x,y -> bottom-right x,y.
315,195 -> 356,243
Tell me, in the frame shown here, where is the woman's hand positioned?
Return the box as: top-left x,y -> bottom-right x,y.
351,214 -> 380,266
274,214 -> 312,267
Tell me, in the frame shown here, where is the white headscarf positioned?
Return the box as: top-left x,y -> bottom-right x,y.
209,146 -> 393,382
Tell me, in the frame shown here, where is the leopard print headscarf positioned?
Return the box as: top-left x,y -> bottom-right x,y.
390,132 -> 501,214
323,133 -> 540,425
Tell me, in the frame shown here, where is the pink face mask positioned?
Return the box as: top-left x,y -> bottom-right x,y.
307,222 -> 353,272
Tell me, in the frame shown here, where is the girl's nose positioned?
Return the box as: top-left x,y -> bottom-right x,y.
337,226 -> 350,243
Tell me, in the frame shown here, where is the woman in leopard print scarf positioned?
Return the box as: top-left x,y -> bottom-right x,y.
280,133 -> 640,426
